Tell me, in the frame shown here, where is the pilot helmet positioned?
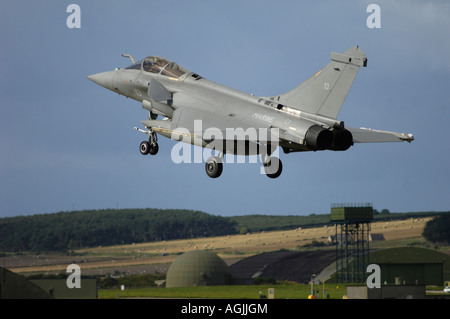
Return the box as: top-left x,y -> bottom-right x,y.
143,57 -> 154,70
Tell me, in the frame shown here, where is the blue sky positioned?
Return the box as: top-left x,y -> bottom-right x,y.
1,1 -> 449,218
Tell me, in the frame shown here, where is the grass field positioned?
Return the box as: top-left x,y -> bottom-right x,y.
98,283 -> 348,299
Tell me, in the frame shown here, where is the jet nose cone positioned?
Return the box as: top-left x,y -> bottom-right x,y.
87,71 -> 115,90
87,73 -> 98,83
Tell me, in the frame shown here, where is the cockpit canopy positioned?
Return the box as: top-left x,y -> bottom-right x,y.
125,56 -> 189,78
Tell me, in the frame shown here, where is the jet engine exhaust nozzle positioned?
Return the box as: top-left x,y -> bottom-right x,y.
305,125 -> 333,151
332,129 -> 353,151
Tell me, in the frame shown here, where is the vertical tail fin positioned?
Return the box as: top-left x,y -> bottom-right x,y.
275,46 -> 367,119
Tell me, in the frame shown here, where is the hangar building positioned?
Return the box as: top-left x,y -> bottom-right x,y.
370,247 -> 450,285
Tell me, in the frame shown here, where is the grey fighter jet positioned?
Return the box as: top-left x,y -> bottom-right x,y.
88,46 -> 414,178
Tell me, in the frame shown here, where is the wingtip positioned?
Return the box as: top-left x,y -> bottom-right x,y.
401,133 -> 415,143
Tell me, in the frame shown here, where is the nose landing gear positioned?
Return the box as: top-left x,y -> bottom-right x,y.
135,127 -> 159,156
139,140 -> 159,155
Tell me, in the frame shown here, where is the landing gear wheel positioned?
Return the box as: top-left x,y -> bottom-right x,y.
139,141 -> 150,155
149,142 -> 159,155
205,156 -> 223,178
264,157 -> 283,179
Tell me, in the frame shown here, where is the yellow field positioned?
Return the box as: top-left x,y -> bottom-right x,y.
8,217 -> 431,274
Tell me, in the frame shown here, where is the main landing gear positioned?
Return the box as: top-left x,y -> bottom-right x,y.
205,156 -> 223,178
203,153 -> 282,179
262,155 -> 283,179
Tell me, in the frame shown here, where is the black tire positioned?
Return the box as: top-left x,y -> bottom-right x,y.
140,141 -> 150,155
264,157 -> 283,179
205,156 -> 223,178
149,142 -> 159,155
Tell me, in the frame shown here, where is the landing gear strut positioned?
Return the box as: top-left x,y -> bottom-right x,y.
263,156 -> 283,178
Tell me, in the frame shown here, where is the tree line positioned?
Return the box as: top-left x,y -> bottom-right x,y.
0,209 -> 447,252
422,213 -> 450,244
0,209 -> 237,252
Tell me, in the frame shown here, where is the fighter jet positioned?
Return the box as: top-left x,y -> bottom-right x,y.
88,46 -> 414,178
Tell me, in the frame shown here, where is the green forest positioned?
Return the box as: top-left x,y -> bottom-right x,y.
0,209 -> 447,252
0,209 -> 237,252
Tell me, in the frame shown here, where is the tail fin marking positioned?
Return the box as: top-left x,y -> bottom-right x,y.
275,46 -> 367,119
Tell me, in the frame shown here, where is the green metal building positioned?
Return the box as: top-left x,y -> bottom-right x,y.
370,247 -> 450,286
0,267 -> 51,299
0,267 -> 97,299
331,204 -> 374,221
